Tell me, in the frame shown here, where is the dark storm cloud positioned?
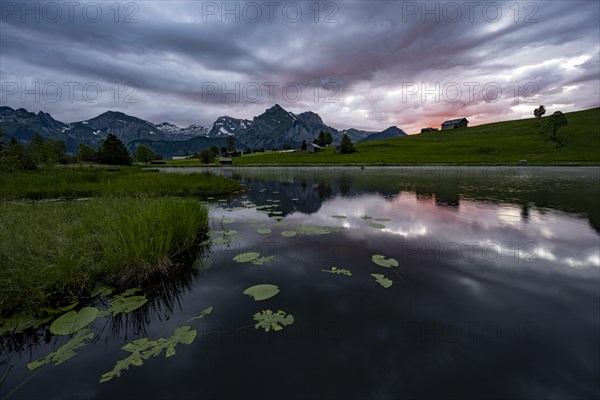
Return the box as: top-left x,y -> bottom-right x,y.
0,0 -> 598,131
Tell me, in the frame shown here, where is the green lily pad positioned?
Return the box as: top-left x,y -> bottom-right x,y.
190,306 -> 212,320
233,252 -> 260,263
222,218 -> 236,224
321,267 -> 352,276
243,284 -> 280,301
374,218 -> 391,222
90,282 -> 113,297
257,228 -> 272,234
371,273 -> 393,288
361,215 -> 373,220
211,236 -> 239,245
40,301 -> 80,316
100,326 -> 197,383
371,254 -> 399,268
368,222 -> 386,229
27,329 -> 94,370
254,310 -> 294,332
0,313 -> 53,335
331,215 -> 347,219
50,307 -> 100,335
104,295 -> 148,316
252,255 -> 276,265
281,231 -> 297,237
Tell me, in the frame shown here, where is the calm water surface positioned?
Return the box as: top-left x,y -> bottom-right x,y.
2,166 -> 599,399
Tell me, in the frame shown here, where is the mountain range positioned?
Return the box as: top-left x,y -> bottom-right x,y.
0,105 -> 406,156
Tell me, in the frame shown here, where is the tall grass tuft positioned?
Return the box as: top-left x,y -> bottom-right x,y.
0,197 -> 208,316
99,198 -> 208,284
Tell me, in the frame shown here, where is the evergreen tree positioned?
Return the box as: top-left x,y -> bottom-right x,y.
226,135 -> 235,151
340,134 -> 356,154
97,134 -> 131,165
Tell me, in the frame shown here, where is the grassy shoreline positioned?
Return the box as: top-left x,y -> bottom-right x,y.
0,166 -> 239,317
158,160 -> 600,167
0,166 -> 239,200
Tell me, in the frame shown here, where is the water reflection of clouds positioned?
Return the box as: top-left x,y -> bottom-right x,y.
219,191 -> 600,274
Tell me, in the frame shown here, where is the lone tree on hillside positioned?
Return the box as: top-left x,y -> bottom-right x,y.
135,144 -> 157,164
548,111 -> 568,143
340,134 -> 356,154
534,105 -> 546,120
301,140 -> 307,151
97,134 -> 131,165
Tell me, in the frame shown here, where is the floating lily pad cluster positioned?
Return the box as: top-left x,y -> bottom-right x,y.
99,326 -> 198,383
203,229 -> 239,246
233,252 -> 277,265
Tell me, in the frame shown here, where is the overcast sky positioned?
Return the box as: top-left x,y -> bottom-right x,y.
1,1 -> 598,133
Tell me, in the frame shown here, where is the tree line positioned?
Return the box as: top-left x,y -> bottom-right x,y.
0,131 -> 162,171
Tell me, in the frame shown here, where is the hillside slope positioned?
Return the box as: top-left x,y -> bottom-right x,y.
234,108 -> 600,165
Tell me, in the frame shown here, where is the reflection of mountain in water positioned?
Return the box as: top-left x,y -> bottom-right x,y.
226,167 -> 599,233
235,177 -> 333,215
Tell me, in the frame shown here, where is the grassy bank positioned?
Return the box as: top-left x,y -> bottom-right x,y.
0,166 -> 240,316
0,166 -> 239,200
0,197 -> 208,316
230,108 -> 600,165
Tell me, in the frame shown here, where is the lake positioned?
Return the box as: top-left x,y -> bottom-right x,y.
2,166 -> 599,399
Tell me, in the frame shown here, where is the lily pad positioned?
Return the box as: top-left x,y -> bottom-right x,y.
361,215 -> 373,220
27,329 -> 94,370
50,307 -> 100,335
90,282 -> 113,297
368,222 -> 386,229
100,326 -> 197,383
371,254 -> 399,268
331,215 -> 347,219
40,301 -> 80,316
0,313 -> 53,335
104,295 -> 148,315
222,218 -> 236,224
243,284 -> 280,301
371,273 -> 393,288
190,306 -> 213,320
374,218 -> 391,222
281,230 -> 297,237
321,267 -> 352,276
211,236 -> 239,245
254,310 -> 294,332
233,252 -> 260,263
252,256 -> 276,265
257,228 -> 272,234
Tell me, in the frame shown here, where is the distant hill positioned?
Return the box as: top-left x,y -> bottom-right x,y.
234,108 -> 600,165
360,126 -> 407,142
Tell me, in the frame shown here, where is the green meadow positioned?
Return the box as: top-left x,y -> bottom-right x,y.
230,108 -> 600,165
